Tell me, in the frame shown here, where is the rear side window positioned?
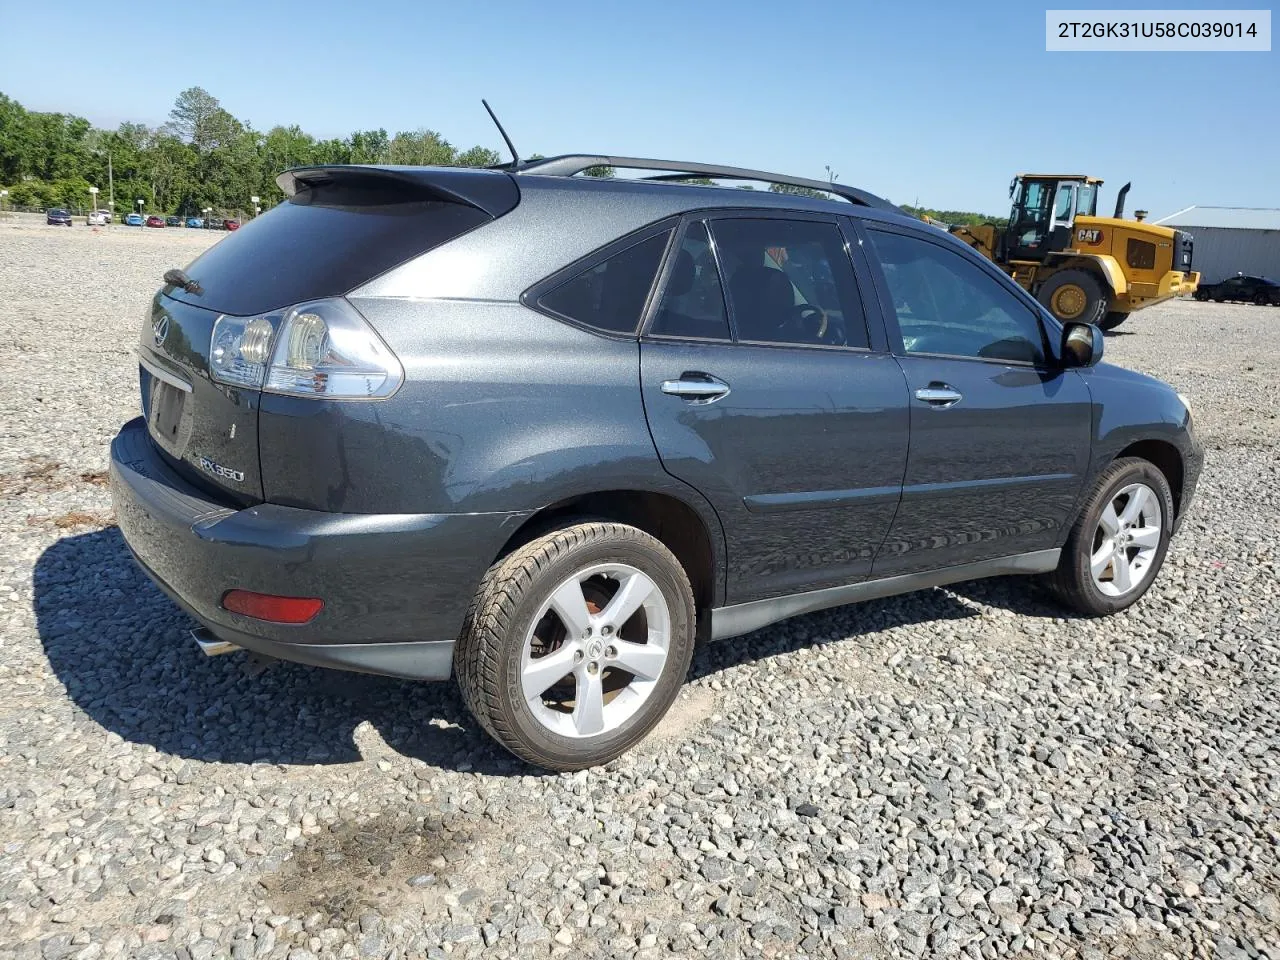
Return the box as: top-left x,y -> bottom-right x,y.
650,222 -> 732,340
710,218 -> 870,348
537,231 -> 672,335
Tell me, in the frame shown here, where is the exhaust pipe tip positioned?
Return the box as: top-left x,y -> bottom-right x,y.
191,628 -> 241,657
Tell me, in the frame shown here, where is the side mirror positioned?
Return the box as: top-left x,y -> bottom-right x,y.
1061,322 -> 1104,368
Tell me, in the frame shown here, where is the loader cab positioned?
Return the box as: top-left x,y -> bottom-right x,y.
1005,174 -> 1101,262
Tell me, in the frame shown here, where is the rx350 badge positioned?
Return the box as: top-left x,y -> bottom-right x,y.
198,456 -> 245,483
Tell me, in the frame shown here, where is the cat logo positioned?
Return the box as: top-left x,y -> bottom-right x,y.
1076,228 -> 1104,245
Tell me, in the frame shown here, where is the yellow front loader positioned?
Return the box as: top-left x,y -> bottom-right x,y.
946,175 -> 1199,330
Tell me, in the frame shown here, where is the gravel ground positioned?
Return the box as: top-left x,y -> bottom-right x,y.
1,222 -> 1278,960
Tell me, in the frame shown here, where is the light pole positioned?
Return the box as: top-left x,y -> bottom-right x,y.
0,189 -> 7,214
250,195 -> 259,219
89,185 -> 99,219
137,199 -> 145,218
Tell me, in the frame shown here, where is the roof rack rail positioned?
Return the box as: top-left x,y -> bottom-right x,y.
517,155 -> 903,214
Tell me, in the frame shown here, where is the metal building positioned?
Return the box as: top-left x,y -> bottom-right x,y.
1153,206 -> 1280,285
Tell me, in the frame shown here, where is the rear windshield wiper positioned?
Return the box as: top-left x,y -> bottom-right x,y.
163,268 -> 203,294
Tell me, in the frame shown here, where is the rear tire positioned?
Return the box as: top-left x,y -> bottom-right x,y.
1098,311 -> 1128,331
455,522 -> 696,771
1194,289 -> 1209,301
1254,292 -> 1268,306
1043,457 -> 1174,617
1037,269 -> 1110,325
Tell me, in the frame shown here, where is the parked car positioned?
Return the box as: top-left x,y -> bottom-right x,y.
1194,272 -> 1280,305
186,217 -> 204,229
203,218 -> 223,230
124,213 -> 145,226
111,156 -> 1203,770
223,218 -> 240,231
87,210 -> 112,226
145,215 -> 165,228
46,208 -> 73,226
166,216 -> 182,227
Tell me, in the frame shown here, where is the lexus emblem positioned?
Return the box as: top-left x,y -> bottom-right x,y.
153,315 -> 170,347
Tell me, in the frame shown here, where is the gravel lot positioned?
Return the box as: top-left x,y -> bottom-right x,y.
1,221 -> 1278,960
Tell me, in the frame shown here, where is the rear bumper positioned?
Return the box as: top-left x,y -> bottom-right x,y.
110,417 -> 528,680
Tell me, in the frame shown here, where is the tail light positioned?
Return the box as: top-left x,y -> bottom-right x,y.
208,297 -> 403,399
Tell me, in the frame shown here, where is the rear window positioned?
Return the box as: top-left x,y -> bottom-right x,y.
166,197 -> 493,316
536,231 -> 672,335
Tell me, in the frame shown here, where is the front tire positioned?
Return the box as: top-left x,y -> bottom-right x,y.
1098,311 -> 1128,331
455,522 -> 696,770
1044,458 -> 1174,617
1037,269 -> 1110,325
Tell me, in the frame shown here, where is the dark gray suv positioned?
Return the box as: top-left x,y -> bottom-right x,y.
110,155 -> 1202,770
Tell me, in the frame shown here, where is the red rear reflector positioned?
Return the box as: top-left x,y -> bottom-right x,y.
221,590 -> 324,624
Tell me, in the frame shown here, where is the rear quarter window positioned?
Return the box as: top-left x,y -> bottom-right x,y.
534,230 -> 673,336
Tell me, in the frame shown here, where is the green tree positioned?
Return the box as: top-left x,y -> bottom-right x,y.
387,129 -> 456,166
455,145 -> 501,167
166,87 -> 223,150
347,129 -> 388,164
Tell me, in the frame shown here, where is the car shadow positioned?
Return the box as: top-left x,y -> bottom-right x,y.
34,527 -> 532,776
36,528 -> 1034,775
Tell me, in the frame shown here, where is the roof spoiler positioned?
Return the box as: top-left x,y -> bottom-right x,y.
518,155 -> 904,215
276,165 -> 519,218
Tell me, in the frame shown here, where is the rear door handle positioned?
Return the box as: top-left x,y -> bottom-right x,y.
914,383 -> 963,407
661,373 -> 731,404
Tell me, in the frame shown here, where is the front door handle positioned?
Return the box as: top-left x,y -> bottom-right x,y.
661,373 -> 731,404
915,383 -> 963,408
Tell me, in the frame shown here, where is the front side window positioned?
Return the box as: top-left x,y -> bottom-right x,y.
869,229 -> 1047,365
708,218 -> 870,348
537,230 -> 672,335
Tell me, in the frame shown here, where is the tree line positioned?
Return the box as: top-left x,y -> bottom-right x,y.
0,87 -> 504,216
0,86 -> 1004,224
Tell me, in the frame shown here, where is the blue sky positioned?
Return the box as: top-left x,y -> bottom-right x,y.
2,0 -> 1275,216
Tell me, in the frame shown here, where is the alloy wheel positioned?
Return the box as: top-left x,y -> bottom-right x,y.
1090,482 -> 1163,598
520,563 -> 671,739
